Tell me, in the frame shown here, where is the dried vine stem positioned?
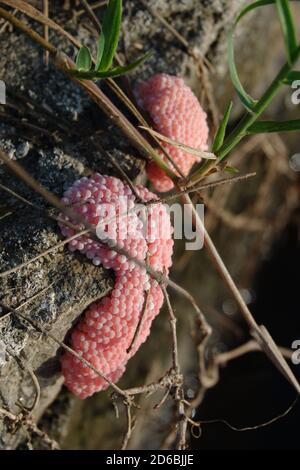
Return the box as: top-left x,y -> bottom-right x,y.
121,403 -> 135,450
79,0 -> 102,31
0,300 -> 128,398
119,285 -> 195,450
76,1 -> 107,17
0,406 -> 59,450
127,290 -> 150,354
198,396 -> 299,433
6,349 -> 41,416
0,283 -> 55,322
162,286 -> 188,450
0,229 -> 89,278
43,0 -> 49,67
215,340 -> 293,366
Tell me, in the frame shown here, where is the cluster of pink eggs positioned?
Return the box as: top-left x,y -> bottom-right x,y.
60,74 -> 208,398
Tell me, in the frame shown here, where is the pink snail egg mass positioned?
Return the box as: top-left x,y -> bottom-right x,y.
135,73 -> 209,192
59,174 -> 173,398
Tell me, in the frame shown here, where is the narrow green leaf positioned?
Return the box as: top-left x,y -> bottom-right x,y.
224,166 -> 239,174
227,1 -> 274,111
235,0 -> 276,24
97,0 -> 122,72
139,126 -> 216,160
95,32 -> 105,70
227,30 -> 257,111
212,101 -> 233,152
282,70 -> 300,84
75,46 -> 92,71
227,0 -> 299,111
247,119 -> 300,134
276,0 -> 298,64
70,50 -> 152,80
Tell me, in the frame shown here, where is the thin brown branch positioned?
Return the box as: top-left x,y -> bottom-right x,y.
90,138 -> 143,202
75,1 -> 107,17
0,406 -> 59,450
0,229 -> 89,278
43,0 -> 49,67
121,403 -> 135,450
0,5 -> 56,54
0,300 -> 128,398
122,374 -> 172,397
0,283 -> 56,322
7,349 -> 41,416
162,286 -> 187,450
215,340 -> 293,366
127,290 -> 150,354
80,0 -> 101,31
0,1 -> 80,51
162,286 -> 179,373
0,110 -> 57,138
199,396 -> 299,432
147,172 -> 257,206
0,211 -> 13,220
153,385 -> 172,410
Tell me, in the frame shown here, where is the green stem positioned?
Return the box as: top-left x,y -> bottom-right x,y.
189,45 -> 300,183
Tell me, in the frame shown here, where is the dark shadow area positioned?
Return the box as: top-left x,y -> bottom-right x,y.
192,217 -> 300,450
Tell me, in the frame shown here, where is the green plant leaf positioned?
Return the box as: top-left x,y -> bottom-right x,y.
227,0 -> 299,111
70,50 -> 152,80
282,70 -> 300,84
276,0 -> 298,64
224,166 -> 239,174
247,119 -> 300,134
96,0 -> 122,72
212,101 -> 233,152
95,32 -> 105,71
75,46 -> 92,71
227,1 -> 274,111
235,0 -> 276,23
227,29 -> 257,111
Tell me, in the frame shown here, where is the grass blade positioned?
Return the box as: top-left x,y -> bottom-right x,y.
276,0 -> 298,64
95,32 -> 105,70
97,0 -> 122,71
247,119 -> 300,133
227,0 -> 291,111
139,126 -> 216,160
70,50 -> 152,79
227,29 -> 257,111
212,101 -> 233,152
